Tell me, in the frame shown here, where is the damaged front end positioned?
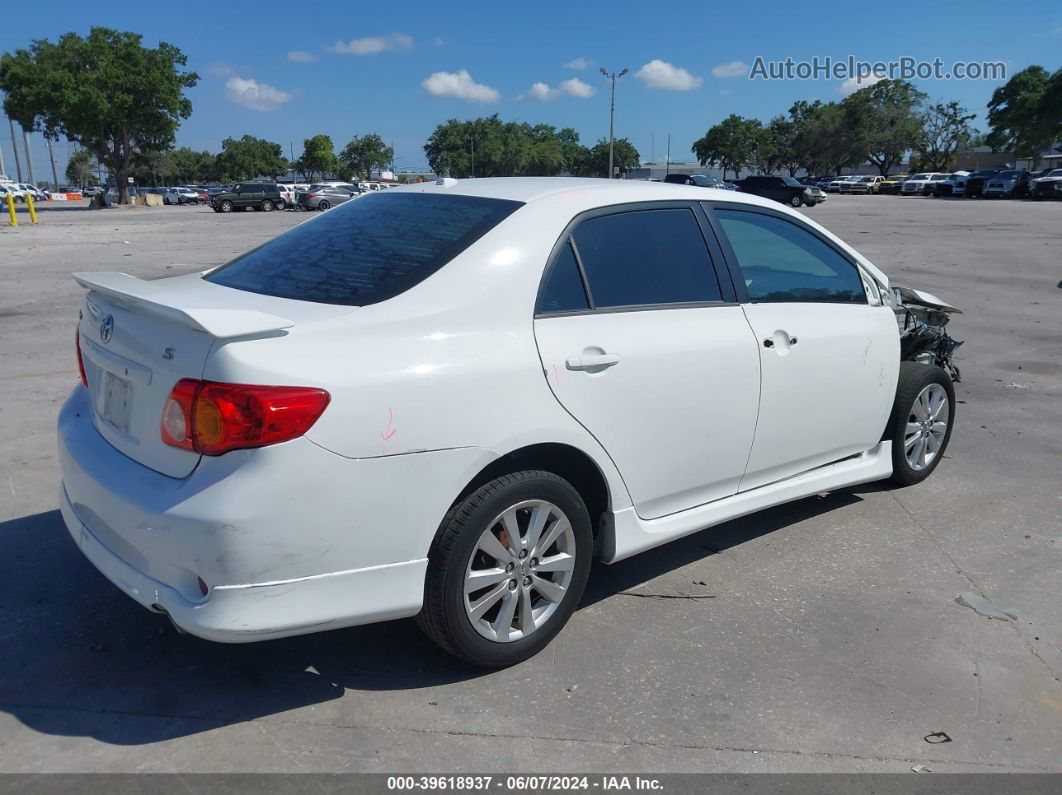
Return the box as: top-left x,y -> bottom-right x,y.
889,287 -> 964,382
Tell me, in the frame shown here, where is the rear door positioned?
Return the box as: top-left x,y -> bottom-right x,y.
238,183 -> 263,208
533,202 -> 761,520
706,204 -> 898,491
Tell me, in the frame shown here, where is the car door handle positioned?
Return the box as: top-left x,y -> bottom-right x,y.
763,334 -> 798,349
566,353 -> 620,371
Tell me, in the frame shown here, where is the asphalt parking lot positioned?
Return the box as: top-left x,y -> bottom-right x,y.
0,195 -> 1060,773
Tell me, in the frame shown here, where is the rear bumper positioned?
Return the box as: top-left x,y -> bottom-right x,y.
60,483 -> 427,642
57,386 -> 493,642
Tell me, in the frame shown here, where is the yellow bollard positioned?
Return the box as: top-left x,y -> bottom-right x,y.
5,193 -> 16,226
26,194 -> 38,224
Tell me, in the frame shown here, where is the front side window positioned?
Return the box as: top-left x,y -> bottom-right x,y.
206,192 -> 522,306
571,208 -> 721,308
715,209 -> 866,304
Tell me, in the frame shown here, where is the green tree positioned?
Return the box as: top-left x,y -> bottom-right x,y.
572,138 -> 640,178
294,134 -> 339,181
65,148 -> 99,188
843,79 -> 927,175
424,116 -> 585,178
0,27 -> 197,203
916,101 -> 975,171
172,147 -> 217,183
692,115 -> 764,179
986,66 -> 1058,167
216,135 -> 287,181
132,149 -> 176,185
339,134 -> 394,182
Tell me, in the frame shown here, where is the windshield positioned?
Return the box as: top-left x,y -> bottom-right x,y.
997,170 -> 1020,178
781,177 -> 803,187
909,174 -> 930,180
205,192 -> 523,306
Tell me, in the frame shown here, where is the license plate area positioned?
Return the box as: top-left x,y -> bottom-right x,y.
98,370 -> 134,433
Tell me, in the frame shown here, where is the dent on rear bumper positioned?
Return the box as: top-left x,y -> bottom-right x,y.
56,385 -> 495,640
61,483 -> 426,641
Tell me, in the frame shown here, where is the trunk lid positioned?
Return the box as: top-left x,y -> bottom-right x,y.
74,271 -> 352,478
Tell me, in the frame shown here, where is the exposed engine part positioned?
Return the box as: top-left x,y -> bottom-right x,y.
890,287 -> 964,382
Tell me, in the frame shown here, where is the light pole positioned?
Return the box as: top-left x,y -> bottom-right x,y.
600,66 -> 627,179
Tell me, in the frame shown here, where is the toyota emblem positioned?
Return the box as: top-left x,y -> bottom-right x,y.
100,314 -> 114,344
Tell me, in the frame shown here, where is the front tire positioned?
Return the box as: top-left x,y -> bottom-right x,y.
418,471 -> 593,667
219,200 -> 233,213
789,194 -> 803,208
887,363 -> 955,486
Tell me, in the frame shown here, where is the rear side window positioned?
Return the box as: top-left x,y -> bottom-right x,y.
537,242 -> 589,314
715,209 -> 865,304
205,192 -> 522,306
571,208 -> 721,308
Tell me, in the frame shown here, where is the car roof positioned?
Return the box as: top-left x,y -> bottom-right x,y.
390,176 -> 784,210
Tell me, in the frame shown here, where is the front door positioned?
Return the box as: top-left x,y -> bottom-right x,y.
708,205 -> 899,491
533,204 -> 761,520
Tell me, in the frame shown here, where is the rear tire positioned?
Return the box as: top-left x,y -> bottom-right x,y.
318,200 -> 330,211
261,200 -> 273,212
886,363 -> 955,486
417,470 -> 593,668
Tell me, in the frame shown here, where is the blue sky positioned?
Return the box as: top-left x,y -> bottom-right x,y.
2,0 -> 1060,182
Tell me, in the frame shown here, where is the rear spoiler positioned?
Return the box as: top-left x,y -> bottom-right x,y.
73,272 -> 295,339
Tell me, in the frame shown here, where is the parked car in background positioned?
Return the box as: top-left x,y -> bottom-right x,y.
877,174 -> 908,195
962,170 -> 1000,198
1028,168 -> 1062,200
983,169 -> 1031,199
82,186 -> 103,197
826,176 -> 859,193
932,171 -> 971,197
663,173 -> 725,188
210,182 -> 285,213
901,173 -> 942,195
736,175 -> 818,207
18,183 -> 47,201
277,185 -> 297,207
163,187 -> 201,205
298,184 -> 359,211
0,183 -> 16,203
62,177 -> 961,667
848,176 -> 886,194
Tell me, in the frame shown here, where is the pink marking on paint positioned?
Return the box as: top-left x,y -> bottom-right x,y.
380,407 -> 397,441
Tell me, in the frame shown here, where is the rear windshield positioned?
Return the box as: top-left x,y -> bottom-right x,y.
205,191 -> 523,306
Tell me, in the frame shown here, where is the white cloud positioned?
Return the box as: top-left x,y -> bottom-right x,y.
329,33 -> 413,55
225,77 -> 293,111
712,60 -> 748,78
564,57 -> 590,70
287,50 -> 317,63
527,77 -> 597,101
840,73 -> 884,96
559,77 -> 595,97
529,81 -> 557,100
634,59 -> 703,91
422,69 -> 500,102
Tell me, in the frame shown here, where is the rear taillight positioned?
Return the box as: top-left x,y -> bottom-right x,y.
306,194 -> 317,199
76,328 -> 88,387
161,379 -> 330,456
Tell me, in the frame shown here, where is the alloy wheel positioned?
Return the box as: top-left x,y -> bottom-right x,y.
904,383 -> 949,471
463,500 -> 576,643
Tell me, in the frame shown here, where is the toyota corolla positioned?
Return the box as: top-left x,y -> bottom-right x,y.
60,178 -> 961,667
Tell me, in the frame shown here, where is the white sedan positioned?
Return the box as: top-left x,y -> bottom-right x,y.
60,178 -> 960,667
